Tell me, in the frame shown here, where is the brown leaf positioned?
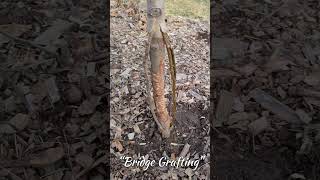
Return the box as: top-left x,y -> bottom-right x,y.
110,10 -> 119,17
290,87 -> 320,99
232,97 -> 244,112
75,153 -> 94,168
277,86 -> 287,99
45,77 -> 60,104
212,38 -> 248,59
179,143 -> 191,158
34,19 -> 73,46
9,113 -> 30,131
133,124 -> 141,134
29,147 -> 64,167
0,124 -> 16,134
296,109 -> 312,124
215,90 -> 234,127
248,117 -> 269,135
76,155 -> 107,179
89,112 -> 104,127
304,70 -> 320,86
250,88 -> 302,124
66,85 -> 83,104
227,112 -> 249,125
304,97 -> 320,108
212,69 -> 241,78
302,43 -> 317,64
78,96 -> 101,115
0,24 -> 32,45
264,56 -> 295,73
111,140 -> 124,152
235,63 -> 258,76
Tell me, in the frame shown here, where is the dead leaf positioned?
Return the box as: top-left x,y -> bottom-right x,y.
304,70 -> 320,86
76,155 -> 107,179
212,69 -> 241,77
89,112 -> 104,127
176,73 -> 188,81
215,90 -> 234,127
0,124 -> 16,134
264,56 -> 295,73
297,130 -> 312,155
111,140 -> 124,152
34,19 -> 73,46
235,63 -> 257,76
78,96 -> 101,115
110,9 -> 119,17
30,147 -> 65,167
133,124 -> 141,134
232,97 -> 244,112
45,77 -> 60,104
9,113 -> 30,131
248,117 -> 269,135
290,87 -> 320,99
184,168 -> 194,177
304,97 -> 320,108
0,24 -> 32,45
289,173 -> 306,180
227,112 -> 249,125
277,86 -> 287,99
53,38 -> 74,65
66,85 -> 83,104
188,90 -> 205,101
250,88 -> 302,124
295,109 -> 312,124
302,43 -> 317,65
75,153 -> 94,168
212,38 -> 248,59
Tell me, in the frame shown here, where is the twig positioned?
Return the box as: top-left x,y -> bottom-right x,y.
212,127 -> 232,144
14,134 -> 18,159
0,165 -> 23,180
0,30 -> 58,57
63,130 -> 75,180
252,132 -> 256,154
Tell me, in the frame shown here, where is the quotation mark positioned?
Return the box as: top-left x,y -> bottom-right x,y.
120,156 -> 125,160
200,155 -> 206,160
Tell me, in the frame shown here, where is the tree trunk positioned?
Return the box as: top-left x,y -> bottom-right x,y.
147,0 -> 172,138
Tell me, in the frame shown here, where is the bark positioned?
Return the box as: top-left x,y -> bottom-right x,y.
147,0 -> 172,137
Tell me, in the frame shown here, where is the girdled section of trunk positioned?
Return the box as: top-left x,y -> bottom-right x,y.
147,0 -> 172,138
150,35 -> 172,137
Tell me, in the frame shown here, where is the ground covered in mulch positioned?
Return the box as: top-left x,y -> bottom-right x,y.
0,0 -> 108,179
212,0 -> 320,179
110,1 -> 210,179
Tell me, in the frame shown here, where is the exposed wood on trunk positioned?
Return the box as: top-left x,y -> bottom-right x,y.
151,54 -> 172,135
147,0 -> 173,138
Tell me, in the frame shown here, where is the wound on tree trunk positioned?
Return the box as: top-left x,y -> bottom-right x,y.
147,0 -> 172,138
